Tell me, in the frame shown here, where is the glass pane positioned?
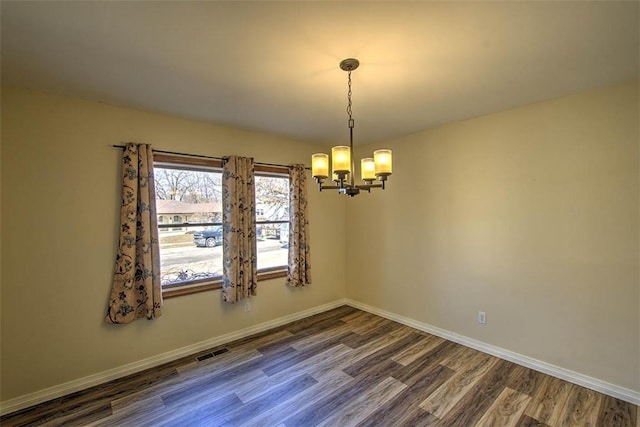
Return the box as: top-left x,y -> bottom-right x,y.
159,225 -> 224,285
255,175 -> 289,270
257,223 -> 289,270
255,175 -> 289,221
155,167 -> 223,286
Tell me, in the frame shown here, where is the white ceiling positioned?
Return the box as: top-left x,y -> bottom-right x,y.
2,1 -> 638,146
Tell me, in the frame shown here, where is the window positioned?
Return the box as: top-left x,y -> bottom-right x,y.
153,154 -> 289,298
255,174 -> 289,271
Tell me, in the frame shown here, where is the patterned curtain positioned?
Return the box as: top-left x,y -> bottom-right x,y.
106,143 -> 162,324
286,164 -> 311,287
222,156 -> 257,303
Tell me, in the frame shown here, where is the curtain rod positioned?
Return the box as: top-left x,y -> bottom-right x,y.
112,145 -> 310,170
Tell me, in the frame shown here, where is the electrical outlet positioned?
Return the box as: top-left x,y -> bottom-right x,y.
478,311 -> 487,324
244,300 -> 251,312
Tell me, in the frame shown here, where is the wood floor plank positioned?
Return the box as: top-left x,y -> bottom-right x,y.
289,320 -> 360,352
317,376 -> 407,427
261,330 -> 354,377
302,349 -> 363,382
2,306 -> 637,427
356,363 -> 454,427
342,331 -> 424,378
310,304 -> 358,321
0,366 -> 178,427
392,340 -> 459,386
161,392 -> 244,427
281,358 -> 402,427
515,414 -> 551,426
212,373 -> 318,426
505,365 -> 547,397
253,332 -> 310,355
436,358 -> 517,427
524,375 -> 573,426
379,408 -> 438,427
597,395 -> 638,427
475,387 -> 531,427
38,402 -> 112,427
339,309 -> 369,323
439,344 -> 481,371
286,343 -> 353,380
106,348 -> 263,414
290,316 -> 348,338
285,313 -> 345,335
330,325 -> 416,373
161,368 -> 266,409
88,396 -> 165,427
342,310 -> 377,324
558,384 -> 602,426
339,318 -> 406,348
391,333 -> 445,366
420,351 -> 498,418
239,370 -> 354,427
162,367 -> 265,408
214,344 -> 298,379
234,343 -> 353,402
347,314 -> 392,335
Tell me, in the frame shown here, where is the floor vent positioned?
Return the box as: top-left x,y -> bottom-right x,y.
196,353 -> 214,362
212,348 -> 229,356
196,347 -> 229,362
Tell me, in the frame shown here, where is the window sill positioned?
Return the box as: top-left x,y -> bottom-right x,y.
162,267 -> 288,299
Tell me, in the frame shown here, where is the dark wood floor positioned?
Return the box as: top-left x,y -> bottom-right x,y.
2,306 -> 637,426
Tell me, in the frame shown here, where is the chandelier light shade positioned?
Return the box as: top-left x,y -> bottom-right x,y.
312,58 -> 392,197
311,153 -> 329,179
373,149 -> 393,176
361,158 -> 376,181
331,145 -> 351,174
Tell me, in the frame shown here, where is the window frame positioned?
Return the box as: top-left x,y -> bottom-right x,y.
153,153 -> 290,299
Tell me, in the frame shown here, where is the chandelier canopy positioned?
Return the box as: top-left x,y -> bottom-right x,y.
311,58 -> 392,197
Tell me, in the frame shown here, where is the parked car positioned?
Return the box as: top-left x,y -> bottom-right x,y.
193,226 -> 222,247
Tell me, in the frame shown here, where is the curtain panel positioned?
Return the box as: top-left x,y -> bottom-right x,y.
287,164 -> 311,287
222,156 -> 257,303
106,143 -> 162,324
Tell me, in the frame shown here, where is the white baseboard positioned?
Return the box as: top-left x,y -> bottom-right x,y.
345,299 -> 640,406
0,299 -> 348,416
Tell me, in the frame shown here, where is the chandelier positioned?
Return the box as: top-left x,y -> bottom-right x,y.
311,58 -> 392,197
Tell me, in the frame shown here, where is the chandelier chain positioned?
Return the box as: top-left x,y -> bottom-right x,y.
347,70 -> 354,128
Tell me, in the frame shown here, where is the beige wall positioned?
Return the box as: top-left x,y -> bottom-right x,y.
347,80 -> 639,392
0,87 -> 347,401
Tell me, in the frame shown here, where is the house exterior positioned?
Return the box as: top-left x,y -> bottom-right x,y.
155,199 -> 221,232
